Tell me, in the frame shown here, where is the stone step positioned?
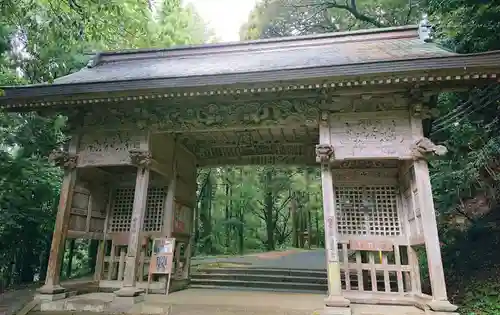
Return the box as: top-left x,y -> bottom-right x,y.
190,278 -> 328,292
167,303 -> 316,315
191,273 -> 328,284
189,284 -> 328,294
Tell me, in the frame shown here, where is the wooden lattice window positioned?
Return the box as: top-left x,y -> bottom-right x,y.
143,188 -> 166,232
109,187 -> 166,233
110,188 -> 135,232
336,186 -> 401,236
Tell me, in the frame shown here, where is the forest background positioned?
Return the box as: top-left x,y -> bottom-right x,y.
1,0 -> 499,314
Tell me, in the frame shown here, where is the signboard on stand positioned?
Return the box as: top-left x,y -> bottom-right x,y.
147,237 -> 175,295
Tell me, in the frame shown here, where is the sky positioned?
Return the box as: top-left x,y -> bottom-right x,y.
187,0 -> 259,42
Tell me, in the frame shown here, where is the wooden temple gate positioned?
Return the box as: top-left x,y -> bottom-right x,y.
2,23 -> 500,314
62,133 -> 197,294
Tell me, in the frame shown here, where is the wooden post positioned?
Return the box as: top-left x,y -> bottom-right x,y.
94,189 -> 112,281
163,141 -> 177,238
316,112 -> 350,312
413,160 -> 457,312
115,155 -> 151,297
38,137 -> 79,296
183,207 -> 196,280
174,242 -> 182,278
163,170 -> 177,237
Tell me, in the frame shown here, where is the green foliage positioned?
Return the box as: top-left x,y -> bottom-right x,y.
240,0 -> 422,40
427,0 -> 500,53
195,166 -> 323,255
461,282 -> 500,315
1,0 -> 212,83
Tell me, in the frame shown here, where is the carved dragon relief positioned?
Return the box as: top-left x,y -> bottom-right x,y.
410,137 -> 448,160
49,150 -> 78,170
315,144 -> 335,163
81,99 -> 321,131
129,149 -> 153,167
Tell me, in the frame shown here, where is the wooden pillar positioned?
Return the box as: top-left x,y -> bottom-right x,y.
174,242 -> 182,277
115,151 -> 151,297
94,189 -> 111,281
163,140 -> 177,237
163,170 -> 177,237
316,112 -> 350,313
38,138 -> 79,296
413,160 -> 457,312
183,207 -> 196,280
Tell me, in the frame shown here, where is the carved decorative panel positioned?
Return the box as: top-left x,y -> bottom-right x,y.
180,126 -> 317,166
332,168 -> 398,185
109,187 -> 166,233
82,99 -> 320,132
336,185 -> 401,237
77,131 -> 145,167
329,111 -> 414,160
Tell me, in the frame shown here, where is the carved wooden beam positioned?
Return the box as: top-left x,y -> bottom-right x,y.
49,149 -> 78,170
67,230 -> 104,240
410,137 -> 448,160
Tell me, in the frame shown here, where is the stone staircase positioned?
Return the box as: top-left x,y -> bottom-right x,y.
190,267 -> 328,293
190,267 -> 401,293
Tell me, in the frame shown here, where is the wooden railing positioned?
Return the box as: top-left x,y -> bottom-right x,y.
338,239 -> 421,295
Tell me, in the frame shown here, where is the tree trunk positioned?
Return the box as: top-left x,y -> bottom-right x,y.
291,197 -> 298,248
38,232 -> 52,283
264,169 -> 275,251
20,250 -> 36,283
225,180 -> 230,250
66,239 -> 75,278
316,207 -> 321,248
88,240 -> 99,273
238,168 -> 245,255
306,169 -> 312,249
199,172 -> 214,254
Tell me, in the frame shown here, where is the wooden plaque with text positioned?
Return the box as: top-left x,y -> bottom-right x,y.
349,240 -> 393,252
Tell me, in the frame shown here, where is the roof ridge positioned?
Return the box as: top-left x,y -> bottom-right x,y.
88,25 -> 419,68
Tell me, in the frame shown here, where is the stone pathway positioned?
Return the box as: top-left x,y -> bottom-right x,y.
1,250 -> 325,315
192,249 -> 327,270
0,286 -> 38,315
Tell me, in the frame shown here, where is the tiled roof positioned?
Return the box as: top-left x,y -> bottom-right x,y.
53,26 -> 454,85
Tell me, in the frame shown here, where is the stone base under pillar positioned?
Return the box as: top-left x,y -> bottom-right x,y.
427,300 -> 458,312
35,292 -> 68,302
37,284 -> 66,295
318,306 -> 352,315
114,287 -> 145,297
35,285 -> 68,302
324,295 -> 350,308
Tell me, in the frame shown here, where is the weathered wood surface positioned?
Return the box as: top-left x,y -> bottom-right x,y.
77,131 -> 147,167
329,111 -> 414,160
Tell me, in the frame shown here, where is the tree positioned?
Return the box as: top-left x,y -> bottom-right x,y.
240,0 -> 422,40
